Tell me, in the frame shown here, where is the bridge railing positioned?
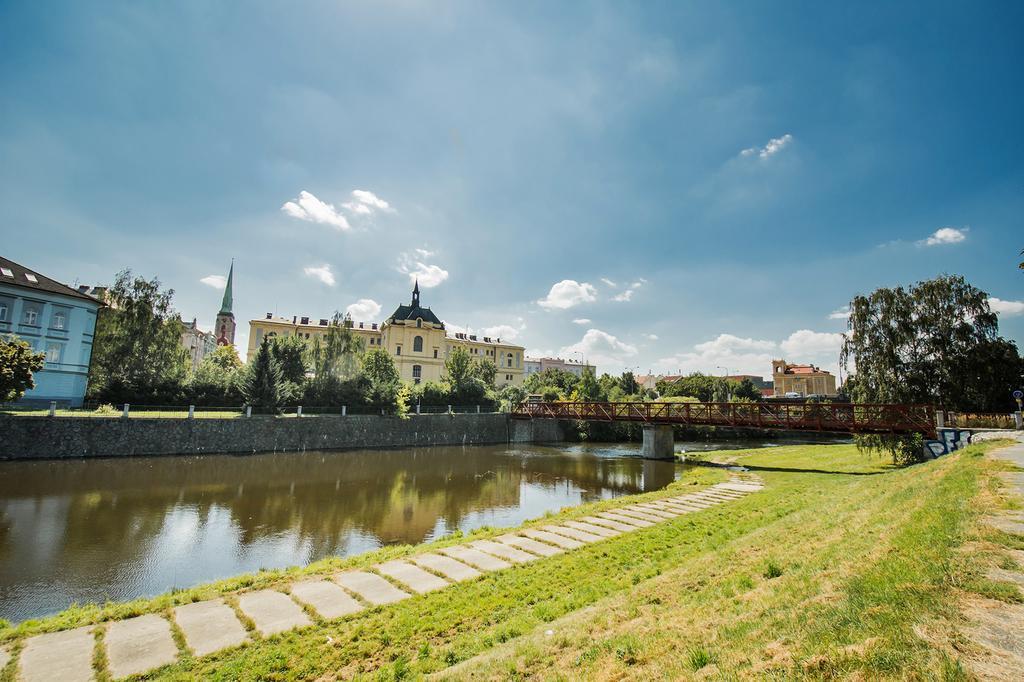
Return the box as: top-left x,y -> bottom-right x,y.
511,401 -> 936,436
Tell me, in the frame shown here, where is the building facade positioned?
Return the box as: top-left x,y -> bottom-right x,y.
771,359 -> 838,397
247,283 -> 526,387
523,356 -> 596,378
0,256 -> 102,406
181,319 -> 217,371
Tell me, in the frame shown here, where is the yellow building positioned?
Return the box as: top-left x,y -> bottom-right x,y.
247,282 -> 526,387
771,359 -> 838,397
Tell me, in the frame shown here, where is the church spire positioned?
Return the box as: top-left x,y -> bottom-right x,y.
219,260 -> 234,315
412,278 -> 420,306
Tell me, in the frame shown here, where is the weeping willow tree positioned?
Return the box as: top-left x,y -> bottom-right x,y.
841,274 -> 1023,464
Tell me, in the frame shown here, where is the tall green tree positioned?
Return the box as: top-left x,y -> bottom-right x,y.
88,269 -> 188,403
731,378 -> 762,402
618,371 -> 639,396
0,338 -> 45,402
443,346 -> 473,387
573,366 -> 603,401
239,337 -> 286,411
470,358 -> 497,388
186,345 -> 243,405
362,348 -> 402,412
270,334 -> 308,388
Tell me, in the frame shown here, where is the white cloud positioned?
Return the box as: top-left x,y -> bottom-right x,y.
572,318 -> 592,325
200,275 -> 226,289
303,264 -> 336,286
600,278 -> 617,287
561,328 -> 638,369
481,324 -> 523,341
537,280 -> 597,310
342,189 -> 394,216
397,251 -> 449,287
611,280 -> 645,302
740,133 -> 793,159
281,191 -> 352,231
414,248 -> 435,258
346,298 -> 381,320
779,329 -> 844,356
694,334 -> 776,355
989,297 -> 1024,317
828,306 -> 851,320
645,334 -> 659,341
919,227 -> 968,247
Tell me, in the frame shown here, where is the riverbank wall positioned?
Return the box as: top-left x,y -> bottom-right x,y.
0,414 -> 574,460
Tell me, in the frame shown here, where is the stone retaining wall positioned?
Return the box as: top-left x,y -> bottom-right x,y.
0,414 -> 574,460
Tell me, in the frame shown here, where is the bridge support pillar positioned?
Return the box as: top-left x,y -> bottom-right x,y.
641,424 -> 675,460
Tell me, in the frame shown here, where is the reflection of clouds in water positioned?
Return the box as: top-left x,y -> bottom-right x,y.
0,443 -> 683,623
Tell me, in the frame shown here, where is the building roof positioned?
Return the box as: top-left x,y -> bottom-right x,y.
0,255 -> 102,304
386,281 -> 444,327
781,364 -> 831,376
219,260 -> 233,316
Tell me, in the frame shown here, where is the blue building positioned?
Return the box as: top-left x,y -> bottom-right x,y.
0,256 -> 103,406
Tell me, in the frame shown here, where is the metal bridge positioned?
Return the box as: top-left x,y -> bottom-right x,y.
511,401 -> 937,438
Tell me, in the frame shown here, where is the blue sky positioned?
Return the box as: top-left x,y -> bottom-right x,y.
2,1 -> 1022,377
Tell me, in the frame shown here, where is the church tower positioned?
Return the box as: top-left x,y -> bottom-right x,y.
411,278 -> 420,307
215,260 -> 236,346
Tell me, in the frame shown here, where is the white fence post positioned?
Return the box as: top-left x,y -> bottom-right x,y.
416,402 -> 421,415
341,405 -> 347,416
122,403 -> 130,418
188,405 -> 195,419
476,405 -> 481,414
1015,411 -> 1023,430
49,401 -> 56,417
245,405 -> 252,418
447,404 -> 452,415
297,405 -> 303,418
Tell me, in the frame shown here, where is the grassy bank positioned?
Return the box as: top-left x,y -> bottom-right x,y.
3,441 -> 1021,680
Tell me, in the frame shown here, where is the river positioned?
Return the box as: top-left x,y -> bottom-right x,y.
0,439 -> 777,623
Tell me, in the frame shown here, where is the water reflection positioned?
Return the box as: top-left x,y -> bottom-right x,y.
0,442 -> 679,622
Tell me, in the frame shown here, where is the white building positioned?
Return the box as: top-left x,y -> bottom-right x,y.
524,356 -> 596,378
181,318 -> 217,371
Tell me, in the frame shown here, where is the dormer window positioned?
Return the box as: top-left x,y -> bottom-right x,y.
416,318 -> 422,328
25,273 -> 38,283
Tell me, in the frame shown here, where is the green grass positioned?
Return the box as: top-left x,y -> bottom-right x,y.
1,440 -> 1018,680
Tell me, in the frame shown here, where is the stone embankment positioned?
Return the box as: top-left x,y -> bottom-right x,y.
0,476 -> 763,680
0,413 -> 570,460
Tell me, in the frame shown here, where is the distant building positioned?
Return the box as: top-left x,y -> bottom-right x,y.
523,356 -> 596,378
724,374 -> 771,390
247,282 -> 526,387
181,318 -> 217,371
214,261 -> 235,347
771,359 -> 837,397
0,256 -> 103,406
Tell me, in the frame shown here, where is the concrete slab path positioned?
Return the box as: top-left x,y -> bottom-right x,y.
18,625 -> 95,682
375,560 -> 450,594
173,599 -> 249,657
334,571 -> 410,606
106,614 -> 178,680
237,590 -> 311,636
4,476 -> 763,681
290,580 -> 364,620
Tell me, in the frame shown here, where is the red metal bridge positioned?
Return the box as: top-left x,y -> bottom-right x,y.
511,401 -> 937,437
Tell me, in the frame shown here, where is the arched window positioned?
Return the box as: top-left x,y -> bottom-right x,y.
413,335 -> 423,352
507,352 -> 513,368
416,318 -> 422,328
412,365 -> 422,384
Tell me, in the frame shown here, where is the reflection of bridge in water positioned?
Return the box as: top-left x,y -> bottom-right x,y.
512,401 -> 938,457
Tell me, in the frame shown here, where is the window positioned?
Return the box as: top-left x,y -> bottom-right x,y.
45,342 -> 62,363
396,346 -> 401,356
433,349 -> 438,359
25,273 -> 38,283
0,303 -> 6,321
51,311 -> 66,330
507,353 -> 513,368
0,268 -> 12,277
412,365 -> 422,383
413,335 -> 424,352
416,318 -> 422,328
23,308 -> 38,325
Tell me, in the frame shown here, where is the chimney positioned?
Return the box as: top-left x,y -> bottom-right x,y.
266,312 -> 272,319
319,318 -> 328,326
292,315 -> 297,324
300,316 -> 309,325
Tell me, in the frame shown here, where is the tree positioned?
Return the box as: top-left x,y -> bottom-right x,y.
239,337 -> 286,411
0,338 -> 45,402
362,348 -> 402,412
443,347 -> 473,387
731,378 -> 762,402
470,358 -> 497,388
841,274 -> 1023,463
88,270 -> 188,403
573,366 -> 603,401
496,384 -> 527,411
659,373 -> 719,402
186,345 -> 243,405
524,367 -> 579,396
619,371 -> 639,396
271,334 -> 308,385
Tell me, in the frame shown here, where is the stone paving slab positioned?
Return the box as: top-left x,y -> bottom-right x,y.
469,539 -> 538,563
667,497 -> 714,508
625,504 -> 676,519
0,646 -> 9,673
335,571 -> 410,605
718,483 -> 762,493
691,491 -> 734,501
563,520 -> 620,537
237,590 -> 312,636
654,498 -> 703,510
375,560 -> 450,593
598,509 -> 655,524
106,614 -> 178,680
540,524 -> 603,543
497,533 -> 564,557
581,515 -> 639,533
607,508 -> 662,523
19,626 -> 95,682
173,599 -> 249,657
411,552 -> 483,581
636,502 -> 685,515
985,513 -> 1024,536
290,580 -> 364,620
440,545 -> 512,571
520,528 -> 585,549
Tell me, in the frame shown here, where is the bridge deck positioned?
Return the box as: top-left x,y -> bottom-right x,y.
511,401 -> 936,437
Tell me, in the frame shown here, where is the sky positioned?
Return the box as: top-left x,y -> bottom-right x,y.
2,1 -> 1022,379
